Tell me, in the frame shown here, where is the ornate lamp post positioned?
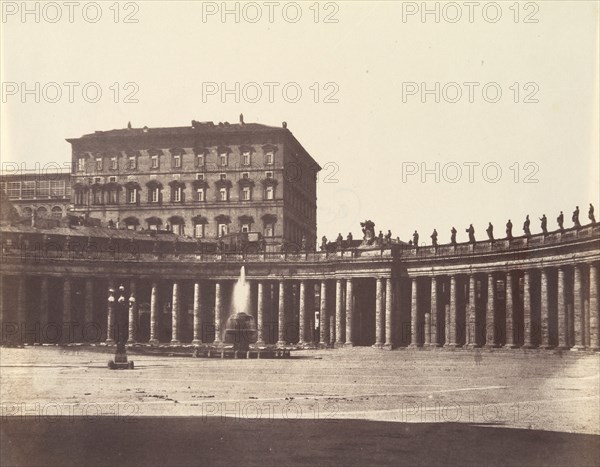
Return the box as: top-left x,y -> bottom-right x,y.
106,288 -> 115,344
108,284 -> 134,369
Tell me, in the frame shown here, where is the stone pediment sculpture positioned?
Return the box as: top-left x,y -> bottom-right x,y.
360,220 -> 376,246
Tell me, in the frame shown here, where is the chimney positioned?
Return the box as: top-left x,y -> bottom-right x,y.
282,121 -> 287,129
239,113 -> 244,124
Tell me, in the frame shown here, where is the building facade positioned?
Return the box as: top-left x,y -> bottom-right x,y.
0,172 -> 71,221
67,118 -> 320,249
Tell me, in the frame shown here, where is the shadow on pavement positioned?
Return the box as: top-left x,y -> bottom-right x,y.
2,417 -> 599,466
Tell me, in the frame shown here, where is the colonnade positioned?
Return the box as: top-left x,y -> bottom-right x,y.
407,262 -> 599,350
1,262 -> 598,350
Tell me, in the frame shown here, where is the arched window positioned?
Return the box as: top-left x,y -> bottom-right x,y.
51,206 -> 63,219
22,207 -> 32,218
37,206 -> 48,217
123,216 -> 140,230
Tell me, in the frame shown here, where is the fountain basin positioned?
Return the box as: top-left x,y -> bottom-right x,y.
223,312 -> 258,350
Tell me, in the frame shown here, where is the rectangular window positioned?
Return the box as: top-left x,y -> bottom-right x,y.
107,190 -> 117,204
218,223 -> 228,237
37,181 -> 50,197
265,223 -> 274,237
7,182 -> 20,199
77,157 -> 86,172
265,186 -> 274,200
50,180 -> 65,197
196,173 -> 204,181
108,176 -> 117,183
21,181 -> 35,198
75,191 -> 85,205
265,171 -> 273,179
110,157 -> 117,170
151,188 -> 159,203
242,172 -> 249,179
173,187 -> 182,202
128,189 -> 137,204
95,158 -> 102,171
242,152 -> 251,166
149,224 -> 158,231
173,224 -> 183,235
219,153 -> 228,167
128,156 -> 136,169
242,187 -> 251,201
219,173 -> 227,180
94,177 -> 103,184
151,155 -> 159,169
266,152 -> 274,165
194,224 -> 205,238
93,190 -> 102,204
197,188 -> 205,202
219,188 -> 228,201
196,154 -> 204,167
173,154 -> 181,168
241,223 -> 250,233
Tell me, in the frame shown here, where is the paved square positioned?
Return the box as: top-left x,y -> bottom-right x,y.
1,346 -> 599,466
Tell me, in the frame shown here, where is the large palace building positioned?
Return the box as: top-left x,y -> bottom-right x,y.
0,118 -> 598,352
67,117 -> 320,249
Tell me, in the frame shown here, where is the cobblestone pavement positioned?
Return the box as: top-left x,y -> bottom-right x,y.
1,346 -> 599,466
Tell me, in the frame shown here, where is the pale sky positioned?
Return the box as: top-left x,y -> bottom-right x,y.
1,1 -> 598,243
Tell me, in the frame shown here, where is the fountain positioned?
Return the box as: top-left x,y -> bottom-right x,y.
192,266 -> 289,358
223,266 -> 257,351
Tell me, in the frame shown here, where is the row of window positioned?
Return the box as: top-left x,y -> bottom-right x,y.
1,181 -> 70,200
87,171 -> 274,185
75,185 -> 276,205
20,206 -> 64,219
78,150 -> 275,173
127,219 -> 275,239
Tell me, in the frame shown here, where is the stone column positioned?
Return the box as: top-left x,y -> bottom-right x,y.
298,280 -> 308,346
572,265 -> 584,350
171,281 -> 180,344
430,277 -> 439,347
374,278 -> 384,347
522,270 -> 534,348
0,275 -> 4,329
409,277 -> 418,348
17,276 -> 26,334
127,281 -> 137,344
424,312 -> 431,346
485,273 -> 495,347
214,282 -> 223,345
589,263 -> 599,351
444,276 -> 457,347
277,280 -> 286,346
557,268 -> 568,349
40,277 -> 49,342
320,280 -> 329,346
384,278 -> 393,349
335,279 -> 344,347
106,280 -> 115,344
504,272 -> 517,348
84,278 -> 94,328
540,269 -> 551,348
148,282 -> 158,345
257,282 -> 265,346
345,279 -> 354,347
62,277 -> 71,325
192,281 -> 201,345
465,275 -> 476,348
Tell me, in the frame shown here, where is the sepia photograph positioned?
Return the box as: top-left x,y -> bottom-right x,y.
1,1 -> 599,466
